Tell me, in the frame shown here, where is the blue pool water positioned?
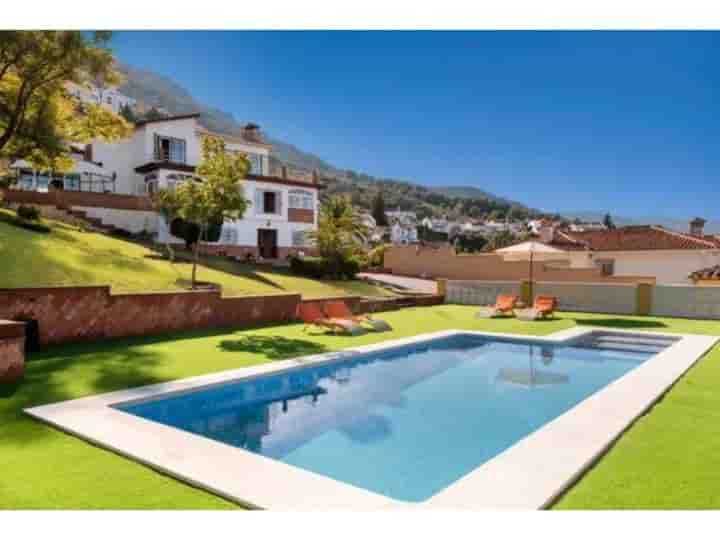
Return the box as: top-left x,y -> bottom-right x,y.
117,333 -> 668,502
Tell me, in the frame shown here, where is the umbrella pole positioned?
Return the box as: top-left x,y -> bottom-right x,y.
528,249 -> 534,305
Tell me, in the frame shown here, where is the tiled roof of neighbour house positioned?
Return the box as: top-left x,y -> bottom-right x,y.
135,113 -> 201,127
689,265 -> 720,281
549,225 -> 720,252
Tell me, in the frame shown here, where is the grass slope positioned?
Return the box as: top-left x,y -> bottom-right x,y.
0,209 -> 392,299
1,306 -> 719,509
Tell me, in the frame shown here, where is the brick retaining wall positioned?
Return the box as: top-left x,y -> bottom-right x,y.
0,320 -> 25,383
0,286 -> 300,346
1,188 -> 153,211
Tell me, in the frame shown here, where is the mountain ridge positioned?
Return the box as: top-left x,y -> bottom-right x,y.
116,63 -> 537,219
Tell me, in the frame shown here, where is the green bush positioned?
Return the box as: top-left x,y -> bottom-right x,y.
17,204 -> 40,221
367,244 -> 387,268
0,210 -> 51,233
289,255 -> 360,279
169,217 -> 222,248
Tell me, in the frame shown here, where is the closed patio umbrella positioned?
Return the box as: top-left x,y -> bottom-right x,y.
495,241 -> 569,304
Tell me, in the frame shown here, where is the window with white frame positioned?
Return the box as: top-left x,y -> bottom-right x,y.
288,189 -> 313,210
144,173 -> 158,195
154,134 -> 187,163
220,224 -> 238,245
254,188 -> 282,215
292,229 -> 307,247
247,153 -> 264,175
17,173 -> 34,190
165,173 -> 198,190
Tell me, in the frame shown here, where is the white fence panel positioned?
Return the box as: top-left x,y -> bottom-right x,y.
534,282 -> 637,315
651,285 -> 720,319
445,280 -> 521,306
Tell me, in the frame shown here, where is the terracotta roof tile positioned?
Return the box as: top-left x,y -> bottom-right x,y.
549,225 -> 719,251
690,264 -> 720,281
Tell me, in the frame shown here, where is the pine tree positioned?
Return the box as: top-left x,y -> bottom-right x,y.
371,191 -> 388,226
603,213 -> 615,230
119,103 -> 136,123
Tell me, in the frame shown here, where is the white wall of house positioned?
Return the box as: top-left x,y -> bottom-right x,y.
156,178 -> 318,251
568,250 -> 720,284
74,207 -> 159,234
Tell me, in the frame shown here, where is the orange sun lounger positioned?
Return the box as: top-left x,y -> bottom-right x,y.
475,294 -> 519,319
323,300 -> 392,332
516,295 -> 558,321
297,302 -> 366,336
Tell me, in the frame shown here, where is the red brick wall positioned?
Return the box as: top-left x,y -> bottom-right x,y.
0,287 -> 300,345
199,244 -> 319,260
0,320 -> 25,383
288,208 -> 314,223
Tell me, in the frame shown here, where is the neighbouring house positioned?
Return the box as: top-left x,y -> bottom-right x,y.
390,220 -> 418,245
539,218 -> 720,284
689,265 -> 720,285
421,217 -> 449,233
65,81 -> 137,114
386,209 -> 417,224
7,113 -> 320,260
569,221 -> 607,232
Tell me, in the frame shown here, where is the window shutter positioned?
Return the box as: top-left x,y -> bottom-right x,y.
277,191 -> 283,215
153,135 -> 159,161
254,189 -> 263,214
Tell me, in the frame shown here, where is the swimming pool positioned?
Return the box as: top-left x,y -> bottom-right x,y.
116,332 -> 668,502
27,328 -> 715,509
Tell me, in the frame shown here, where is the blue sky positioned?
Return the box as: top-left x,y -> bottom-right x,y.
110,31 -> 720,219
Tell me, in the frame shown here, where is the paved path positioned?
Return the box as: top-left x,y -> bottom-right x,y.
358,273 -> 437,294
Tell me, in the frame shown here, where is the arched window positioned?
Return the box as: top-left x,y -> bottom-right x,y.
288,189 -> 313,210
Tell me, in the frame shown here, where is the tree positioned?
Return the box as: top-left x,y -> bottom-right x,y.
603,213 -> 616,230
371,191 -> 388,226
119,103 -> 136,123
308,195 -> 367,277
0,31 -> 131,171
154,187 -> 182,261
156,135 -> 250,288
141,107 -> 165,122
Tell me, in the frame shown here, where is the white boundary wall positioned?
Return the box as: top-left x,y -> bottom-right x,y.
534,282 -> 638,315
445,280 -> 521,306
651,285 -> 720,320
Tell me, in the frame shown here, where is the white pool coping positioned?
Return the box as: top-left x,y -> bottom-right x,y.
25,326 -> 718,510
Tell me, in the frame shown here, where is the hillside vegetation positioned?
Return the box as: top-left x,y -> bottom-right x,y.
118,63 -> 543,222
0,210 -> 393,299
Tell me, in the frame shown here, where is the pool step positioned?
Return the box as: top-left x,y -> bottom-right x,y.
577,341 -> 667,354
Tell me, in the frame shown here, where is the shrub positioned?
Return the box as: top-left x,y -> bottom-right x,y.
289,255 -> 360,280
0,210 -> 51,233
17,204 -> 40,221
367,244 -> 387,268
169,217 -> 222,248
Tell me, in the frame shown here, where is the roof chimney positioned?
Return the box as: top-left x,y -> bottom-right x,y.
690,217 -> 706,237
242,123 -> 262,143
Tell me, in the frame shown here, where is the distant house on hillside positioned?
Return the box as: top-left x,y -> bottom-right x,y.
532,218 -> 720,284
65,81 -> 137,114
569,221 -> 607,232
390,221 -> 418,245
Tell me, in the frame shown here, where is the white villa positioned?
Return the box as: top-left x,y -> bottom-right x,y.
9,113 -> 320,260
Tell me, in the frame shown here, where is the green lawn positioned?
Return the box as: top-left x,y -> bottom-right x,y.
0,209 -> 393,299
1,306 -> 719,509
